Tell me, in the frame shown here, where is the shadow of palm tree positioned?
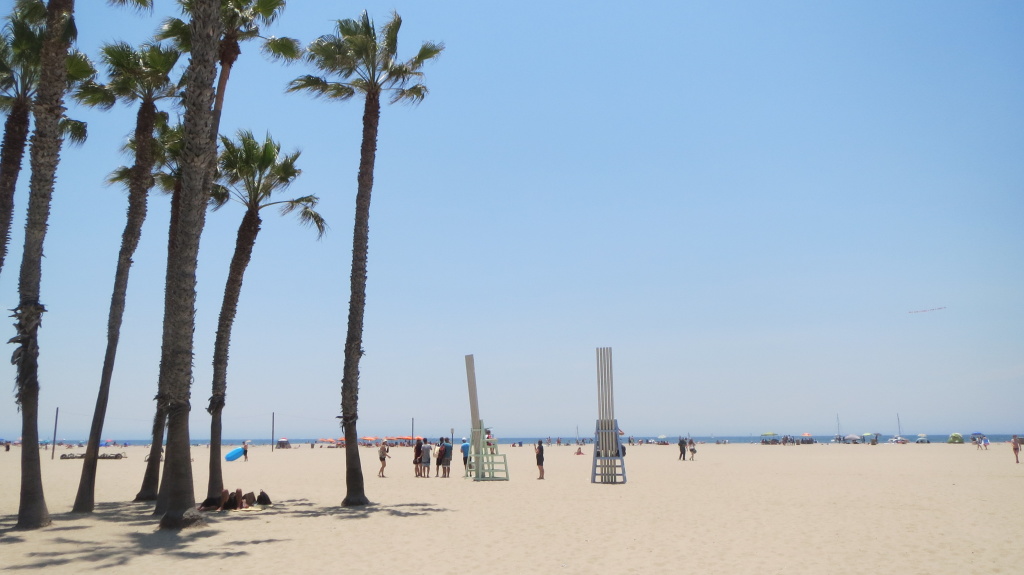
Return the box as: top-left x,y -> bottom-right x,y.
265,499 -> 449,520
0,497 -> 450,570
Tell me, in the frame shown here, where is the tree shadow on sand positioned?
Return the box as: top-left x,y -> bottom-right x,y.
266,498 -> 450,520
0,498 -> 449,570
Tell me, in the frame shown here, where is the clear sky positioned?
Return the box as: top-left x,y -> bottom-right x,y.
0,1 -> 1021,443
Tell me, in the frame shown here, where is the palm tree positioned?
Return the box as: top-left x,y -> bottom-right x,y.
132,120 -> 181,503
70,41 -> 180,513
154,0 -> 220,530
11,0 -> 76,530
139,0 -> 297,510
287,11 -> 443,506
157,0 -> 299,137
0,0 -> 91,278
205,129 -> 324,501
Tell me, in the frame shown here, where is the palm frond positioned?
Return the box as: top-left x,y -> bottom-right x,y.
59,117 -> 87,146
208,183 -> 230,210
73,80 -> 116,109
155,17 -> 191,53
390,83 -> 428,105
286,74 -> 355,100
106,0 -> 155,13
64,49 -> 95,84
260,36 -> 302,63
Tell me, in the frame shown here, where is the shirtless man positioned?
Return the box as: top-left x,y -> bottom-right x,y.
1012,435 -> 1021,464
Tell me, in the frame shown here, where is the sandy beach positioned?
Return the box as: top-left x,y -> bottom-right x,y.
1,441 -> 1022,574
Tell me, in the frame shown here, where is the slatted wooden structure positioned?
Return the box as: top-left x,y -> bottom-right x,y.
591,347 -> 627,484
465,354 -> 509,481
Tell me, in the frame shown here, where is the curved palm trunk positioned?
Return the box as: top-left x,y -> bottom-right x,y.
13,0 -> 75,531
340,92 -> 381,507
73,99 -> 157,513
135,405 -> 166,501
210,37 -> 239,142
0,98 -> 32,276
207,208 -> 261,500
156,0 -> 220,529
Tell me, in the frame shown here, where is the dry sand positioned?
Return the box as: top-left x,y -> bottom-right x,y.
1,441 -> 1022,574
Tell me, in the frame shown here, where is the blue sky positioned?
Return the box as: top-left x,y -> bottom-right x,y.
0,1 -> 1021,442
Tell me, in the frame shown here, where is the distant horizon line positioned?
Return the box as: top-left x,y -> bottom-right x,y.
9,431 -> 1015,443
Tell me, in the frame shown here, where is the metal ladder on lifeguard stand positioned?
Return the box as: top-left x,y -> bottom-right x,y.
466,422 -> 509,481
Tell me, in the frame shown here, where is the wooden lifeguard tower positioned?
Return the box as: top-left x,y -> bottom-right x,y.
592,347 -> 626,484
464,354 -> 509,481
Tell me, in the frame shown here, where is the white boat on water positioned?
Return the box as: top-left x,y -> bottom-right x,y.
888,414 -> 908,443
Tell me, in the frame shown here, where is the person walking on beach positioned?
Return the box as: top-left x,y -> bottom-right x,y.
378,440 -> 391,478
461,437 -> 470,471
1012,435 -> 1021,464
688,438 -> 697,461
535,439 -> 545,479
679,437 -> 686,461
243,442 -> 249,462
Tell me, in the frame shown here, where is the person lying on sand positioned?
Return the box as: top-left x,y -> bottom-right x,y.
197,488 -> 255,511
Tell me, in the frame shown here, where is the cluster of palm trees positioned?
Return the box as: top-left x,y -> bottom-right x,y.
3,0 -> 442,530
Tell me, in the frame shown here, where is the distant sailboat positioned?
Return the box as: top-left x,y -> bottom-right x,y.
889,413 -> 908,444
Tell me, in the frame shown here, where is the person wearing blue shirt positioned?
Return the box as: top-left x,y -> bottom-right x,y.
460,438 -> 470,471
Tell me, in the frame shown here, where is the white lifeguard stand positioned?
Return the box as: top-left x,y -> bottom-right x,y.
592,347 -> 627,484
464,354 -> 509,481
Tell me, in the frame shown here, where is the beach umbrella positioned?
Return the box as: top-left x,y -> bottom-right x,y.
657,435 -> 667,439
917,433 -> 927,437
801,433 -> 812,437
844,434 -> 861,441
361,436 -> 377,441
761,432 -> 777,436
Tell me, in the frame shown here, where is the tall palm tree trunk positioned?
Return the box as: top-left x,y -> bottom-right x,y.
156,0 -> 220,529
12,0 -> 74,531
0,99 -> 32,276
73,100 -> 156,513
207,208 -> 260,500
136,178 -> 180,502
340,92 -> 381,507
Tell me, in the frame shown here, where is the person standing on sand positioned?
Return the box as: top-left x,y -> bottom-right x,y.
688,438 -> 697,461
442,437 -> 453,478
243,442 -> 248,462
378,440 -> 391,478
1012,435 -> 1021,464
535,439 -> 545,479
461,437 -> 470,471
435,437 -> 446,478
413,439 -> 423,477
421,440 -> 432,477
679,437 -> 686,461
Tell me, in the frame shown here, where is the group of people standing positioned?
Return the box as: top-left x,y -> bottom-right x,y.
412,437 -> 458,478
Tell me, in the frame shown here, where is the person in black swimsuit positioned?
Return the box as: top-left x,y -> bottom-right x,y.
535,440 -> 544,479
